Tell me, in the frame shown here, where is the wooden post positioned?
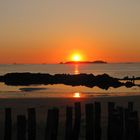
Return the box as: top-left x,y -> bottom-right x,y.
125,110 -> 139,140
85,103 -> 94,140
111,107 -> 124,140
51,108 -> 59,140
124,108 -> 129,140
45,109 -> 53,140
17,115 -> 27,140
4,108 -> 12,140
95,102 -> 101,140
28,108 -> 36,140
128,102 -> 133,112
45,108 -> 59,140
108,102 -> 115,140
131,111 -> 139,140
65,106 -> 73,140
72,102 -> 81,140
117,107 -> 124,140
108,102 -> 115,117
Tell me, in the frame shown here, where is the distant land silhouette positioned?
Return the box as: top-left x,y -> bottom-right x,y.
60,60 -> 107,64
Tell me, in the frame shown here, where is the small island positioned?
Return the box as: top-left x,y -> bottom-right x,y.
60,60 -> 107,64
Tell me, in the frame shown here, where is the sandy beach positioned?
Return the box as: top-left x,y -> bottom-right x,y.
0,95 -> 140,140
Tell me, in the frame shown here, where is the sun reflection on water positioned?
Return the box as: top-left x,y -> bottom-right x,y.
74,64 -> 79,74
73,92 -> 81,98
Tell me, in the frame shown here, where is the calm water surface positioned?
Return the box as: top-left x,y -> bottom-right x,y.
0,63 -> 140,98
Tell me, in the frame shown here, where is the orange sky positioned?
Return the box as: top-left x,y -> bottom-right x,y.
0,0 -> 140,64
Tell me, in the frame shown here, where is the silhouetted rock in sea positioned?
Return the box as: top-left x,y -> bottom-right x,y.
94,74 -> 122,90
125,82 -> 135,88
0,73 -> 137,90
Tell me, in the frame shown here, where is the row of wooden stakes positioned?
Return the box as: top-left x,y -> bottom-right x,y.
3,102 -> 140,140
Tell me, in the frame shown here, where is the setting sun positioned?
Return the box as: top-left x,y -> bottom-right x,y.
72,54 -> 82,62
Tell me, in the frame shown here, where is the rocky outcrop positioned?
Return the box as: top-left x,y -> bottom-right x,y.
0,73 -> 137,90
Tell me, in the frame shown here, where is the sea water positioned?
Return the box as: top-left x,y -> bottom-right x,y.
0,63 -> 140,98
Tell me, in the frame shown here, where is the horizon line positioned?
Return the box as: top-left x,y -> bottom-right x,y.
0,62 -> 140,65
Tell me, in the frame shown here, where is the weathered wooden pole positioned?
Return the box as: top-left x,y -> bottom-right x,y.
28,108 -> 36,140
72,102 -> 81,140
117,107 -> 124,140
17,115 -> 27,140
128,102 -> 133,112
45,108 -> 59,140
4,108 -> 12,140
85,103 -> 94,140
95,102 -> 101,140
108,102 -> 115,140
51,108 -> 59,140
125,109 -> 139,140
65,106 -> 73,140
45,109 -> 53,140
111,107 -> 124,140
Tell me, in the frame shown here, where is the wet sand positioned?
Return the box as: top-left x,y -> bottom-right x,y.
0,95 -> 140,140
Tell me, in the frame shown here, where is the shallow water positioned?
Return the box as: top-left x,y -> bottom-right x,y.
0,83 -> 140,98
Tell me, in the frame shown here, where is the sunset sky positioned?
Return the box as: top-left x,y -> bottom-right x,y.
0,0 -> 140,63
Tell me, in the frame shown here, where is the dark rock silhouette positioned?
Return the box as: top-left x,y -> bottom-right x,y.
0,73 -> 138,90
125,81 -> 135,88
